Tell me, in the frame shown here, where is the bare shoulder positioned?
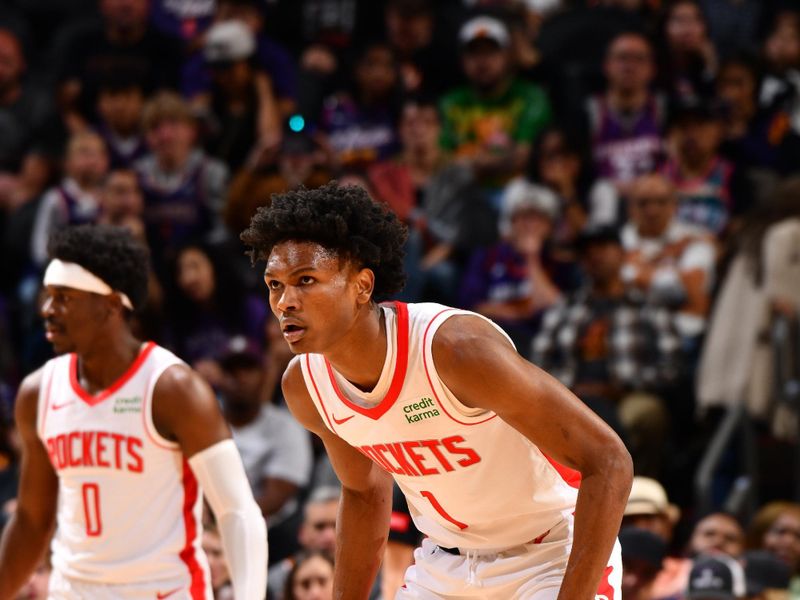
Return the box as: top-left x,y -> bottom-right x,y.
15,367 -> 45,429
153,363 -> 214,407
281,356 -> 326,435
432,314 -> 520,374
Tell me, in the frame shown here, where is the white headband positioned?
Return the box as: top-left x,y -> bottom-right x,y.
43,259 -> 134,310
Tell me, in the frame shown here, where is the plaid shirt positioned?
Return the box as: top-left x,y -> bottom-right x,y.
530,287 -> 683,392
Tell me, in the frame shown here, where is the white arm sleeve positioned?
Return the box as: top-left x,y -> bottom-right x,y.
189,439 -> 268,600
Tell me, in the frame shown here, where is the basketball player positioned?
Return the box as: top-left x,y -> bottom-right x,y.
0,225 -> 267,599
240,183 -> 633,599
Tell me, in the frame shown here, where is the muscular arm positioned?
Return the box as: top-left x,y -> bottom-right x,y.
282,358 -> 393,600
433,316 -> 633,600
153,365 -> 267,600
0,370 -> 58,600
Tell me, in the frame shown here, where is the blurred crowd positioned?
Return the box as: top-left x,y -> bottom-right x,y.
0,0 -> 800,598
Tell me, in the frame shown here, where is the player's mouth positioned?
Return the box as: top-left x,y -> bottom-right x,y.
281,320 -> 306,344
44,321 -> 65,341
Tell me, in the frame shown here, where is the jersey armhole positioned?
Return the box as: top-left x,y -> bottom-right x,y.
143,361 -> 182,451
423,309 -> 516,420
36,360 -> 56,440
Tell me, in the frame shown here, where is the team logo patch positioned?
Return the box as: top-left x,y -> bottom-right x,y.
113,396 -> 142,414
403,397 -> 440,423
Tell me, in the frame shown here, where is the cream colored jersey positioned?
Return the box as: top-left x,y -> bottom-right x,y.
301,302 -> 580,551
37,342 -> 211,597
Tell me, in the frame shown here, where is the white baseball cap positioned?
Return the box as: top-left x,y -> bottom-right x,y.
204,20 -> 256,64
459,16 -> 510,49
625,477 -> 681,524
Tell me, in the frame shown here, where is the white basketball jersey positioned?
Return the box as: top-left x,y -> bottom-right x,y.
37,342 -> 212,595
301,302 -> 580,550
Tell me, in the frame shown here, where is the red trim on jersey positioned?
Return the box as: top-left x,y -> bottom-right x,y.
306,354 -> 337,433
323,302 -> 409,421
542,453 -> 582,489
179,459 -> 206,599
597,565 -> 615,599
421,308 -> 497,427
420,490 -> 468,530
70,342 -> 156,407
39,364 -> 55,438
141,365 -> 181,452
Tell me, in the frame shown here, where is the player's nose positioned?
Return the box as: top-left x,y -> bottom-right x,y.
276,284 -> 301,312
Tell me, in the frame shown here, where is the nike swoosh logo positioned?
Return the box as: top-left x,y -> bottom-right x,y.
52,400 -> 77,411
332,414 -> 355,425
156,588 -> 181,599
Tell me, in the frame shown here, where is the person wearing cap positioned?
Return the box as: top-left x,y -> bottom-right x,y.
623,477 -> 681,543
660,97 -> 752,238
531,224 -> 683,449
459,179 -> 562,349
743,550 -> 791,598
440,15 -> 552,186
620,527 -> 668,600
687,555 -> 748,600
0,224 -> 267,599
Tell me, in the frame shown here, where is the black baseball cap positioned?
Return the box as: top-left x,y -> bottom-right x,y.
576,224 -> 622,252
743,550 -> 791,595
687,555 -> 747,600
620,527 -> 667,571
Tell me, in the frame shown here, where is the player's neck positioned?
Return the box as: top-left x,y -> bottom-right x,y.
75,331 -> 143,395
324,303 -> 388,393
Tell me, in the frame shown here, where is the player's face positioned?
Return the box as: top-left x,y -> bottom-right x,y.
265,241 -> 370,355
40,285 -> 110,355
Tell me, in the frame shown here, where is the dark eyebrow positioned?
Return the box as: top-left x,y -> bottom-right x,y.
264,265 -> 318,278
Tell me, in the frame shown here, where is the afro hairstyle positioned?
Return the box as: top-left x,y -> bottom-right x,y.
47,224 -> 150,312
240,182 -> 408,301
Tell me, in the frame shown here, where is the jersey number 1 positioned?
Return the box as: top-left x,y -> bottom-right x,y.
81,483 -> 102,537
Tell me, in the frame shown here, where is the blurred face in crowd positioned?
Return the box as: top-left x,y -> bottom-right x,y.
763,510 -> 800,572
146,117 -> 196,169
537,130 -> 581,191
222,363 -> 263,408
629,175 -> 677,238
98,87 -> 144,136
66,133 -> 109,188
583,240 -> 625,288
765,15 -> 800,73
0,29 -> 24,98
717,63 -> 757,123
605,34 -> 654,94
462,39 -> 511,94
621,558 -> 660,600
509,207 -> 553,250
689,513 -> 745,557
386,6 -> 434,55
216,2 -> 262,33
102,169 -> 143,221
623,512 -> 675,543
399,103 -> 440,155
666,2 -> 707,54
671,116 -> 723,167
14,559 -> 49,600
100,0 -> 149,33
177,247 -> 216,304
299,499 -> 338,553
356,45 -> 398,101
202,530 -> 231,591
210,61 -> 254,97
291,555 -> 334,600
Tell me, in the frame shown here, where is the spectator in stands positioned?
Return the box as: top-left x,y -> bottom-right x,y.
686,554 -> 747,599
149,0 -> 215,44
97,168 -> 144,237
585,31 -> 665,193
318,42 -> 401,171
283,550 -> 334,600
661,98 -> 751,238
224,128 -> 330,238
656,0 -> 717,102
623,476 -> 682,545
620,527 -> 667,600
759,11 -> 800,118
440,15 -> 551,190
203,522 -> 233,600
30,131 -> 109,267
268,486 -> 339,600
742,550 -> 792,598
531,225 -> 683,467
93,71 -> 147,170
0,28 -> 53,176
368,95 -> 493,304
53,0 -> 182,131
621,174 -> 716,339
383,0 -> 460,96
747,502 -> 800,576
460,180 -> 562,349
198,20 -> 282,172
166,243 -> 267,383
219,338 -> 312,563
135,92 -> 228,274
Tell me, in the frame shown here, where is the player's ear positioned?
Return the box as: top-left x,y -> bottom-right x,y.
354,268 -> 375,305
